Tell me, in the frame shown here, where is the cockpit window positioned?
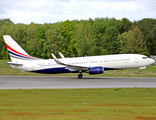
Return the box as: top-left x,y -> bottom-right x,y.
142,57 -> 147,59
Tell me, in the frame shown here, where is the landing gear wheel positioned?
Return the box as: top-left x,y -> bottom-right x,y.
78,73 -> 83,79
138,71 -> 141,74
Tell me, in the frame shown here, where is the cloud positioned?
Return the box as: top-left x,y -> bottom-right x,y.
0,0 -> 155,24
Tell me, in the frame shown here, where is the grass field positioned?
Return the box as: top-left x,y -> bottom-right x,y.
0,60 -> 156,77
0,88 -> 156,120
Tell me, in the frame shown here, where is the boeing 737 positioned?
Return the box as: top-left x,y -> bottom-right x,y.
3,35 -> 155,78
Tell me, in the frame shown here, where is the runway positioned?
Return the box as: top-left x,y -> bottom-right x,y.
0,76 -> 156,89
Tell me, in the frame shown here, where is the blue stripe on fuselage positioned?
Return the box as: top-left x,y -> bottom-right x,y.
31,67 -> 119,74
31,67 -> 69,74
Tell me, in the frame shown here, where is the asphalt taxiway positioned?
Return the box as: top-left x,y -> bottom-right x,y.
0,76 -> 156,89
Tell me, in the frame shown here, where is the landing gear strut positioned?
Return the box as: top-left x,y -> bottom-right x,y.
138,67 -> 146,74
138,68 -> 141,74
78,73 -> 83,79
78,70 -> 83,79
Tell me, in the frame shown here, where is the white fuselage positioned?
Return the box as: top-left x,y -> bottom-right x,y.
11,54 -> 155,74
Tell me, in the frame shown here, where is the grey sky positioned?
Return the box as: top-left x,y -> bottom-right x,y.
0,0 -> 156,24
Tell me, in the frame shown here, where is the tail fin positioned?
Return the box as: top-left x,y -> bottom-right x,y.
3,35 -> 40,62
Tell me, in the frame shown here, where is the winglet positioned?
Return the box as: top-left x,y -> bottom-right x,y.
51,53 -> 65,66
59,52 -> 65,59
51,53 -> 59,62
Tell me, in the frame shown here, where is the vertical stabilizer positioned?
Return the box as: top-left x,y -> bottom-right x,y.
3,35 -> 39,62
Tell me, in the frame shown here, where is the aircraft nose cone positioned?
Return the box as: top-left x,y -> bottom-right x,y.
149,59 -> 155,64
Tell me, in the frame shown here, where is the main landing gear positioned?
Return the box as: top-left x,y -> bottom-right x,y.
78,70 -> 83,78
78,73 -> 83,79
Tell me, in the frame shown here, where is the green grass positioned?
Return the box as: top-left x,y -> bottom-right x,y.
0,88 -> 156,120
0,60 -> 156,77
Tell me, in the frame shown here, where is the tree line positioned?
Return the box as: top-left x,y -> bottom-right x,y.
0,18 -> 156,60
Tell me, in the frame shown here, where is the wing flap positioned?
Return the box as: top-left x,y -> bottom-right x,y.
3,62 -> 23,66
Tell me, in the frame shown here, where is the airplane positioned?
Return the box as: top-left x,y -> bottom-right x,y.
3,35 -> 155,78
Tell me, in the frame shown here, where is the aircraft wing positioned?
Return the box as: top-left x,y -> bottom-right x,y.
51,53 -> 89,71
3,62 -> 23,66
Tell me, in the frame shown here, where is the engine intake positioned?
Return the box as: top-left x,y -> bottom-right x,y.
89,66 -> 104,74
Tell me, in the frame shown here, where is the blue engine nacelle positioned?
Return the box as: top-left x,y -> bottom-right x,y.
89,66 -> 104,74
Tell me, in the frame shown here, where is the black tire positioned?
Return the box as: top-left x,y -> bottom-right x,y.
78,74 -> 83,78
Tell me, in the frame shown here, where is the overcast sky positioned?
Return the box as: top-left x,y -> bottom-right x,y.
0,0 -> 156,24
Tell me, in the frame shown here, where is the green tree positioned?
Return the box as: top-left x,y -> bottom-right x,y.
119,18 -> 132,34
92,18 -> 121,54
117,31 -> 135,53
101,49 -> 108,55
35,24 -> 48,39
102,26 -> 120,54
90,46 -> 102,56
0,25 -> 11,59
35,24 -> 49,58
0,19 -> 13,26
1,47 -> 6,60
36,39 -> 45,58
118,24 -> 148,54
148,24 -> 156,55
59,20 -> 76,57
77,40 -> 91,56
45,23 -> 63,58
26,22 -> 38,56
92,18 -> 107,46
74,20 -> 93,56
137,18 -> 156,55
8,24 -> 28,49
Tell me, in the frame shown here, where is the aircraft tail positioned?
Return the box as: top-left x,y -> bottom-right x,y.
3,35 -> 40,62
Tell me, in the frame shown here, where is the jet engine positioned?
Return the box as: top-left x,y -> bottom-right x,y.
89,66 -> 104,74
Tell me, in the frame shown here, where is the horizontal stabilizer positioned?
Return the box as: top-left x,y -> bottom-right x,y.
3,62 -> 23,66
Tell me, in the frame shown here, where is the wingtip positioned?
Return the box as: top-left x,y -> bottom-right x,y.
59,52 -> 65,59
51,53 -> 58,62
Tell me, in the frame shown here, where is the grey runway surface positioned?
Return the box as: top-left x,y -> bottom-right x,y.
0,76 -> 156,89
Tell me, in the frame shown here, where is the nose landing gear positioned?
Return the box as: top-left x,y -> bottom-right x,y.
138,67 -> 146,74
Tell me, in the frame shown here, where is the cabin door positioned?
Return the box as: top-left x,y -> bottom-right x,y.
135,58 -> 138,63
